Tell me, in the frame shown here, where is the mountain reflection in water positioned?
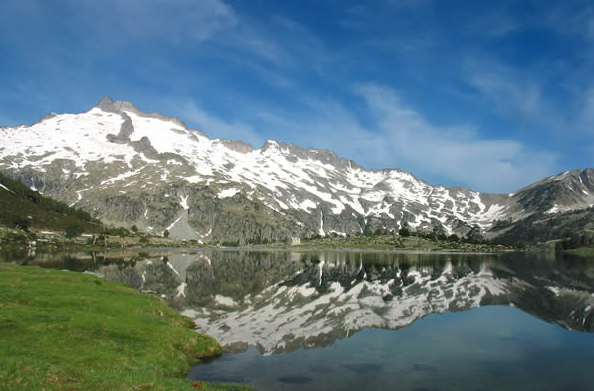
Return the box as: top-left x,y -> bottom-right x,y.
9,249 -> 594,356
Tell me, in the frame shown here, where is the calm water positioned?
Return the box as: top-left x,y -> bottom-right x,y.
4,249 -> 594,391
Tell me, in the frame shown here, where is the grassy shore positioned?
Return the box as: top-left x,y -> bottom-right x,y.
0,226 -> 194,252
259,234 -> 515,253
0,263 -> 253,391
565,247 -> 594,257
0,227 -> 517,253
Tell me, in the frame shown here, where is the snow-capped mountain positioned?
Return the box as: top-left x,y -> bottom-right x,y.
1,97 -> 593,242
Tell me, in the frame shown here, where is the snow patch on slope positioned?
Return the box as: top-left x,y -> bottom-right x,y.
0,183 -> 14,193
218,188 -> 239,198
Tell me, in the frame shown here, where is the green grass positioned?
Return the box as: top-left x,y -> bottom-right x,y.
565,247 -> 594,257
0,263 -> 254,391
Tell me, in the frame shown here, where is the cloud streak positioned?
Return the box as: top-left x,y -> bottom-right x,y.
465,59 -> 543,126
174,84 -> 559,193
581,87 -> 594,132
353,84 -> 559,192
169,100 -> 264,148
79,0 -> 237,44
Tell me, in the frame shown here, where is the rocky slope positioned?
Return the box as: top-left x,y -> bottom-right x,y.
490,205 -> 594,243
1,97 -> 593,242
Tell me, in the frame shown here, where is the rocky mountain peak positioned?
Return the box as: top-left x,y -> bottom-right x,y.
112,100 -> 143,115
94,97 -> 189,130
260,139 -> 280,151
94,97 -> 142,116
510,168 -> 594,215
95,96 -> 115,111
259,140 -> 361,171
217,139 -> 254,154
31,112 -> 58,126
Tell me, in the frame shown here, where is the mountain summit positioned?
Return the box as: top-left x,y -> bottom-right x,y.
1,99 -> 592,243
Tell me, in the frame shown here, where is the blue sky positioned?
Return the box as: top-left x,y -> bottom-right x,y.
1,0 -> 593,193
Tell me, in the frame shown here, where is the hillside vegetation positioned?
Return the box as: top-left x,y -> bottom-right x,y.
0,171 -> 101,234
286,230 -> 515,252
490,206 -> 594,243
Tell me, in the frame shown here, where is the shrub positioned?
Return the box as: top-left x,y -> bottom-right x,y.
65,223 -> 84,238
12,217 -> 30,232
104,227 -> 130,237
398,227 -> 411,237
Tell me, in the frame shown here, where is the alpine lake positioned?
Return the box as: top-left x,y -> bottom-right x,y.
3,248 -> 594,391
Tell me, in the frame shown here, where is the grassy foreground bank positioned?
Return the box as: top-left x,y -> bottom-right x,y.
565,247 -> 594,257
0,263 -> 253,391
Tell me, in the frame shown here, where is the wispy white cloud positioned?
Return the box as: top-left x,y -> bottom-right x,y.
85,0 -> 237,44
224,15 -> 331,74
461,8 -> 522,38
226,27 -> 289,66
169,100 -> 264,148
0,0 -> 307,97
580,87 -> 594,132
465,59 -> 543,125
1,0 -> 237,47
352,84 -> 559,192
486,18 -> 521,37
384,0 -> 433,9
221,84 -> 559,193
542,3 -> 594,41
462,53 -> 592,143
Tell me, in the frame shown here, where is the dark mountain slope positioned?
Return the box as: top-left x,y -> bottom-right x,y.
0,172 -> 102,233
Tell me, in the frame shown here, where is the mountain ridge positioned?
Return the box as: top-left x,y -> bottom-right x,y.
1,98 -> 592,243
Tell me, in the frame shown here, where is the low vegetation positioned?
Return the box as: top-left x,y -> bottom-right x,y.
554,233 -> 594,257
491,207 -> 594,244
0,172 -> 101,234
0,225 -> 185,252
289,231 -> 515,252
0,262 -> 253,391
0,174 -> 186,251
564,247 -> 594,257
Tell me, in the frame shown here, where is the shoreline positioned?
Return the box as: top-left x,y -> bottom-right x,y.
0,262 -> 254,391
1,227 -> 519,254
128,245 -> 510,255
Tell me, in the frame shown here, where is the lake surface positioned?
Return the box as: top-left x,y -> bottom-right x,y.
4,249 -> 594,390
